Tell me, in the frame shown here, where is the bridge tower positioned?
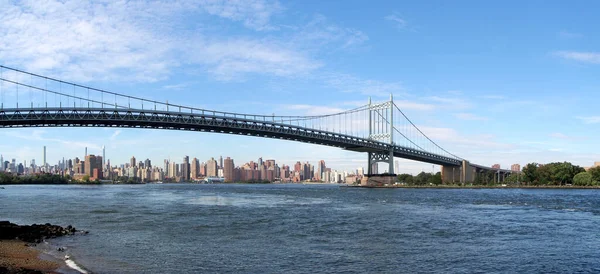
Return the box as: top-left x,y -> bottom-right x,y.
366,94 -> 395,177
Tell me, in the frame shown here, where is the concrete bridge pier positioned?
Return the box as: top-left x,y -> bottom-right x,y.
441,160 -> 475,183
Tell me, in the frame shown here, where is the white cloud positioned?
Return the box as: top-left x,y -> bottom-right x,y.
576,116 -> 600,124
110,130 -> 122,141
0,1 -> 319,83
385,13 -> 407,29
293,14 -> 368,49
478,94 -> 505,100
555,51 -> 600,64
285,104 -> 344,115
558,31 -> 582,39
426,96 -> 471,109
197,0 -> 283,31
454,113 -> 488,121
324,73 -> 403,97
192,38 -> 322,80
395,100 -> 435,111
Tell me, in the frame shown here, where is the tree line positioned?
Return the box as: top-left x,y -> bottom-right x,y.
0,173 -> 69,185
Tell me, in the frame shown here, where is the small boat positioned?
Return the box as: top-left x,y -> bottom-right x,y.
64,255 -> 70,260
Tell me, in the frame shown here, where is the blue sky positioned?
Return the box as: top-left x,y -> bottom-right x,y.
1,0 -> 599,174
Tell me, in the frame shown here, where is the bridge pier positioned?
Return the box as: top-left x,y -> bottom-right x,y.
441,160 -> 475,184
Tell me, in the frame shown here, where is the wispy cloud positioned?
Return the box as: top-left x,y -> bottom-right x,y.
576,116 -> 600,124
555,51 -> 600,64
284,104 -> 344,115
454,113 -> 488,121
549,132 -> 587,141
558,31 -> 582,39
197,0 -> 283,31
395,100 -> 435,111
426,96 -> 471,110
385,13 -> 407,29
323,73 -> 404,97
478,94 -> 505,100
293,14 -> 369,49
0,1 -> 321,82
110,130 -> 122,141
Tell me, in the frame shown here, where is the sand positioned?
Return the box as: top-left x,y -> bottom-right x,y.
0,240 -> 62,273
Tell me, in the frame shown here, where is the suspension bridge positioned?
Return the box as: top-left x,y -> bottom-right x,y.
0,65 -> 512,184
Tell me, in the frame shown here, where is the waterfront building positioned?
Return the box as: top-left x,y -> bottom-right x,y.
207,158 -> 218,177
224,157 -> 234,182
191,158 -> 200,180
182,156 -> 190,181
130,156 -> 136,168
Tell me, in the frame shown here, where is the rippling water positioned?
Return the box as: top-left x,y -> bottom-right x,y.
1,184 -> 600,273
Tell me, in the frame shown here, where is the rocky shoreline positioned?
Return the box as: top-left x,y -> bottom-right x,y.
0,221 -> 87,274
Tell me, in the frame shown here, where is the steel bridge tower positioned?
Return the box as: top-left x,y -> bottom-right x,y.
367,94 -> 395,175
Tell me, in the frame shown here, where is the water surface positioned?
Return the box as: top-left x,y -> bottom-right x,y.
1,184 -> 599,273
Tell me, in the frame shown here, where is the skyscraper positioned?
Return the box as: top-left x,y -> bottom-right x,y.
207,157 -> 218,177
224,157 -> 234,182
191,158 -> 199,180
130,156 -> 136,168
219,156 -> 223,169
43,146 -> 46,166
182,156 -> 190,181
102,146 -> 106,168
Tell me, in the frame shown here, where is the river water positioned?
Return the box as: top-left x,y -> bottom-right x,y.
1,184 -> 600,273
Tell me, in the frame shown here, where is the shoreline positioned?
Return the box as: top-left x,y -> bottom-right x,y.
344,185 -> 600,189
0,239 -> 64,274
0,221 -> 89,274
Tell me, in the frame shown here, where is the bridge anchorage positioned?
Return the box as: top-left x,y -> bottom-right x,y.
0,65 -> 514,185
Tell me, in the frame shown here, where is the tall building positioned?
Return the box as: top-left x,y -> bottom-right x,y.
84,154 -> 102,179
317,160 -> 326,180
207,157 -> 218,177
102,146 -> 106,168
182,156 -> 190,181
191,158 -> 199,179
219,156 -> 223,169
0,155 -> 3,171
224,157 -> 234,182
130,156 -> 136,168
511,164 -> 521,172
144,158 -> 152,169
164,159 -> 169,176
168,161 -> 177,178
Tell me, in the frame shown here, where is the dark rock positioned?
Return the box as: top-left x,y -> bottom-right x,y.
0,221 -> 84,243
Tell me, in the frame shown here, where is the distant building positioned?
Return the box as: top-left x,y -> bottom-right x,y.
130,156 -> 136,168
511,164 -> 521,172
492,164 -> 500,169
207,158 -> 218,177
182,156 -> 190,181
224,157 -> 234,182
191,158 -> 200,180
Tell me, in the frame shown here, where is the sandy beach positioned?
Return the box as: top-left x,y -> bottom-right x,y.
0,240 -> 63,274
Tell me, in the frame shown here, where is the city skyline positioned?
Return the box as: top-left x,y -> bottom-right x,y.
1,1 -> 600,174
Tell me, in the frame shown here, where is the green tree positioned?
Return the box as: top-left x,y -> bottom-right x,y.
82,174 -> 90,182
504,173 -> 520,184
522,163 -> 538,184
429,172 -> 442,185
573,172 -> 592,186
397,174 -> 414,184
588,166 -> 600,182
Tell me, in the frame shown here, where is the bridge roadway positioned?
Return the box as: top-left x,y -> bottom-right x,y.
0,107 -> 461,166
